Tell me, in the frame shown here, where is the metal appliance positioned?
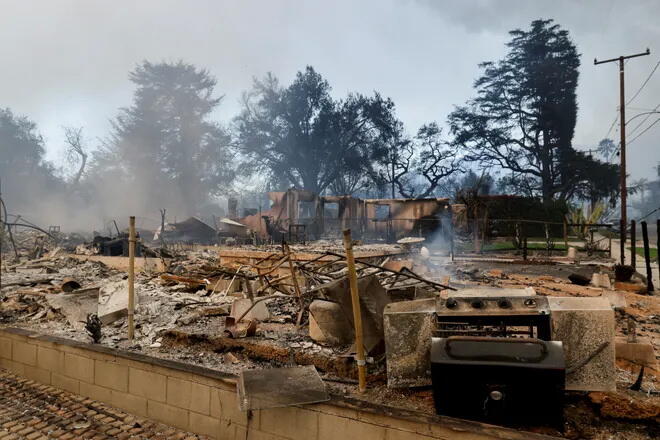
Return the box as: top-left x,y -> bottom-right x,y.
430,296 -> 565,427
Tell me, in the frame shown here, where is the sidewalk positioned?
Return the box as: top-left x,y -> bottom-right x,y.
0,369 -> 208,440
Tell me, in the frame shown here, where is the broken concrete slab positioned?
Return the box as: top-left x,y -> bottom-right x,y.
308,300 -> 353,346
383,298 -> 435,388
238,365 -> 329,411
46,288 -> 99,330
591,273 -> 612,289
69,254 -> 166,272
603,290 -> 627,309
230,298 -> 270,321
615,337 -> 657,368
320,275 -> 390,354
98,279 -> 138,325
548,296 -> 616,392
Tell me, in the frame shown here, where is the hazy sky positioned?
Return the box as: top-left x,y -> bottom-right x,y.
1,0 -> 659,180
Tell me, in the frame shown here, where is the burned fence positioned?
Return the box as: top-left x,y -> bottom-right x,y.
452,218 -> 614,259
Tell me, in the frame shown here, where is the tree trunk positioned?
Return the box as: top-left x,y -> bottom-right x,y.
541,131 -> 553,204
73,153 -> 87,186
391,158 -> 395,199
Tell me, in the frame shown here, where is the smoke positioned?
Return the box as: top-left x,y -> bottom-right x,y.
2,157 -> 223,235
423,211 -> 453,254
409,212 -> 454,281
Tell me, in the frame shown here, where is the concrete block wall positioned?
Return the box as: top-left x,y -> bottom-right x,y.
0,328 -> 559,440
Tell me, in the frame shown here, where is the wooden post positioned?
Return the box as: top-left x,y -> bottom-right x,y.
630,220 -> 636,270
343,229 -> 367,393
563,218 -> 568,250
641,221 -> 654,293
283,242 -> 304,326
128,216 -> 136,340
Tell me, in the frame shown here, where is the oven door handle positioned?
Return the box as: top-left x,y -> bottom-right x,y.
444,336 -> 548,363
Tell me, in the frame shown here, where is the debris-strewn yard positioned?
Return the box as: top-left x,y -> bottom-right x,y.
1,234 -> 659,439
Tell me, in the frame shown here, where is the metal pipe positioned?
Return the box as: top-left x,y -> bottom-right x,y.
631,220 -> 636,270
641,221 -> 654,292
128,216 -> 136,340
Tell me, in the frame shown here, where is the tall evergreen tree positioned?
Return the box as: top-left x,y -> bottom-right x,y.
106,61 -> 233,214
449,19 -> 615,203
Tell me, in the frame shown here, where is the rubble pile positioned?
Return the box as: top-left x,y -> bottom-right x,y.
0,241 -> 659,439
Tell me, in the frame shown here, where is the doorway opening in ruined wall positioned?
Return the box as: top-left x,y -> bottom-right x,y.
373,204 -> 393,242
322,202 -> 340,237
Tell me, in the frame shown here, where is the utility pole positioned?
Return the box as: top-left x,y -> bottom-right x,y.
595,48 -> 650,264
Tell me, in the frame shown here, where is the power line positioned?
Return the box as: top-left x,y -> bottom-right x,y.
639,205 -> 660,221
626,59 -> 660,105
628,101 -> 660,137
628,106 -> 659,112
628,117 -> 660,145
601,59 -> 658,144
603,114 -> 619,140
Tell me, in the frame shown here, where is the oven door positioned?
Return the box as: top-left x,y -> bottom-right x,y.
431,337 -> 565,428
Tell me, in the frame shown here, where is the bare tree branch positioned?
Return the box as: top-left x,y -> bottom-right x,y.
63,126 -> 88,185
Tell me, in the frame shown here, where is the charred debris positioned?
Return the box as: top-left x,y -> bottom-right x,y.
0,190 -> 659,440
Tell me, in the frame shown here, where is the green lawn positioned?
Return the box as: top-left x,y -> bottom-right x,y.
630,247 -> 658,262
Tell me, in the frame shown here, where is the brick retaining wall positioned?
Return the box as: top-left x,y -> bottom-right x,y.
0,328 -> 559,440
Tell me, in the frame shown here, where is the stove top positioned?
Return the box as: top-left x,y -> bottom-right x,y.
436,296 -> 549,317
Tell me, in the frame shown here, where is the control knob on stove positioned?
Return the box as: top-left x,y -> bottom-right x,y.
524,298 -> 538,308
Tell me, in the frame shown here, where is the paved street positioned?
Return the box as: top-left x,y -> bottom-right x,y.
0,369 -> 208,440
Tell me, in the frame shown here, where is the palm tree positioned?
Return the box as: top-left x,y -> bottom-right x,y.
597,138 -> 617,161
